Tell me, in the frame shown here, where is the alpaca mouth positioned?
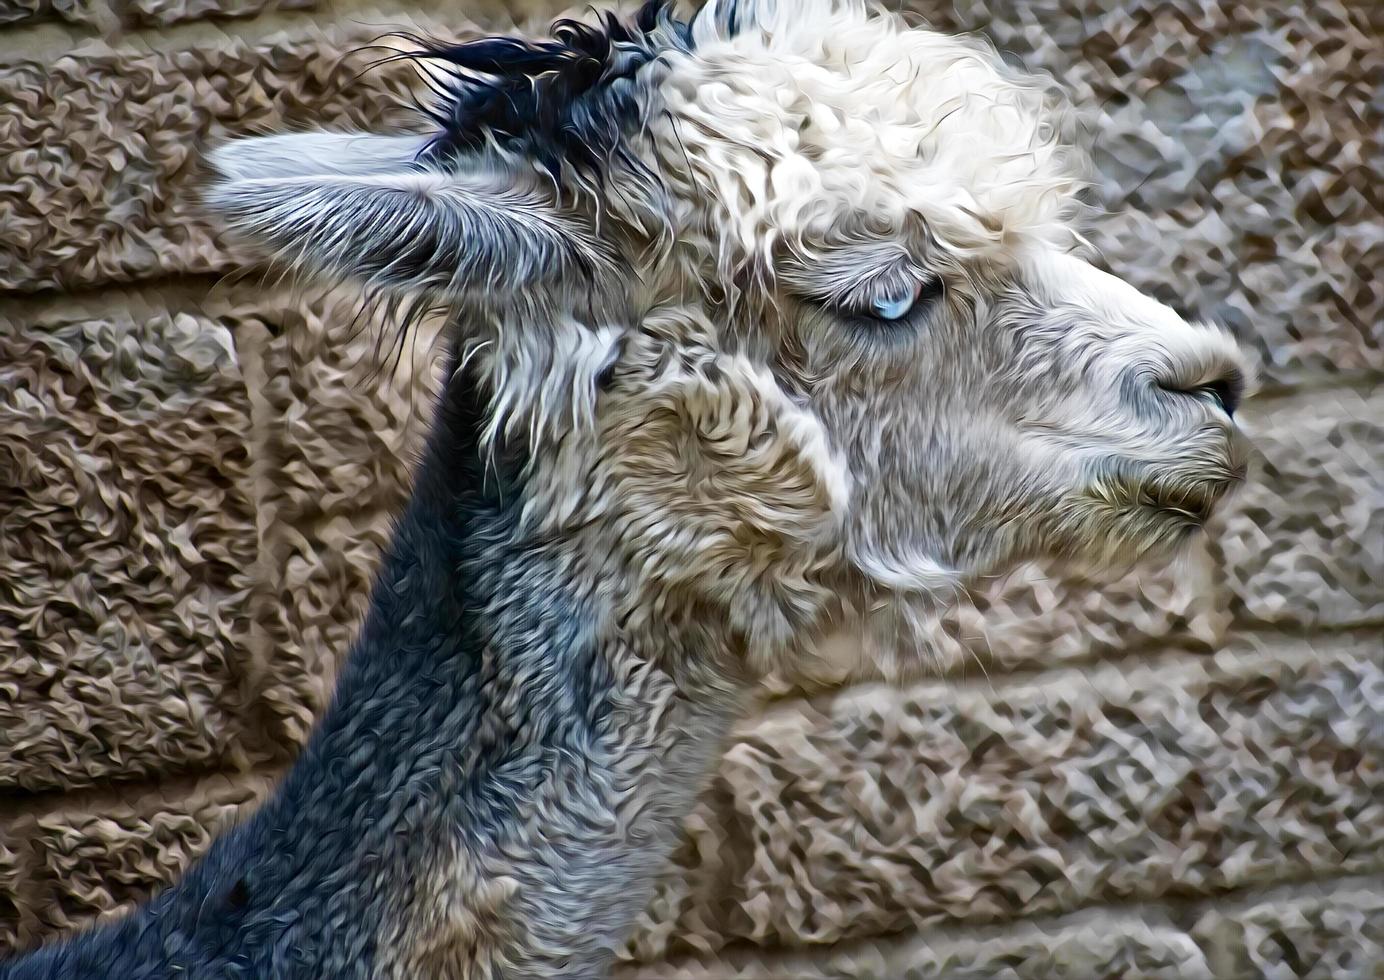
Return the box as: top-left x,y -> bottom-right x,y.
1091,468 -> 1246,526
1137,480 -> 1225,523
1134,467 -> 1247,524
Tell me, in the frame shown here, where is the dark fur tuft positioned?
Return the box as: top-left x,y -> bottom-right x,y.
407,0 -> 692,181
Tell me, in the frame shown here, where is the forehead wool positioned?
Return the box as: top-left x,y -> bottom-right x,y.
658,0 -> 1088,269
405,0 -> 1086,276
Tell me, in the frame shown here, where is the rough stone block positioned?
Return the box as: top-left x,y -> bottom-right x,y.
0,0 -> 308,29
3,772 -> 274,955
1192,877 -> 1384,980
0,832 -> 26,955
234,293 -> 442,752
621,909 -> 1214,979
0,35 -> 418,293
0,0 -> 106,28
933,546 -> 1224,677
938,0 -> 1383,385
1216,387 -> 1384,628
624,637 -> 1384,961
624,877 -> 1384,979
0,310 -> 259,793
119,0 -> 315,29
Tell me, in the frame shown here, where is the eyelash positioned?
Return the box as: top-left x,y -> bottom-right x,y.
840,273 -> 943,325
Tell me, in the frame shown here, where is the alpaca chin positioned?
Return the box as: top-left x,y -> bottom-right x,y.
851,546 -> 960,595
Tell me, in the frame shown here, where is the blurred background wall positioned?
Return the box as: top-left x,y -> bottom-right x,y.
0,0 -> 1379,975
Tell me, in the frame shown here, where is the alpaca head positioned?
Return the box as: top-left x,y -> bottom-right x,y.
206,0 -> 1251,678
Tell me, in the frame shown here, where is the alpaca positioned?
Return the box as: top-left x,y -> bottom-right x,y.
3,0 -> 1251,977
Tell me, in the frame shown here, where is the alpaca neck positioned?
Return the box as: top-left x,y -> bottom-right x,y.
13,357 -> 746,980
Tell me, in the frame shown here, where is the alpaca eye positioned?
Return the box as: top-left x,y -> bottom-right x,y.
803,268 -> 940,326
870,282 -> 922,321
864,277 -> 941,322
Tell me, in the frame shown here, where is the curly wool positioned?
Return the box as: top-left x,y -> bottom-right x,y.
649,0 -> 1089,290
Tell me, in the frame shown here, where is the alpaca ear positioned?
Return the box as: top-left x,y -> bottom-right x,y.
600,333 -> 852,673
208,132 -> 433,181
204,132 -> 609,296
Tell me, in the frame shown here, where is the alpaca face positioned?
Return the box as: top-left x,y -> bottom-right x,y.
206,0 -> 1250,675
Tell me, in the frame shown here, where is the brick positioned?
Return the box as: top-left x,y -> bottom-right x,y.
0,0 -> 106,28
0,830 -> 26,955
622,877 -> 1384,979
3,771 -> 275,955
941,0 -> 1383,386
1216,387 -> 1384,628
119,0 -> 315,29
0,0 -> 306,29
0,292 -> 444,790
934,546 -> 1224,676
0,310 -> 259,793
0,34 -> 418,293
0,291 -> 445,788
1192,877 -> 1384,980
623,636 -> 1384,961
235,293 -> 442,753
621,909 -> 1213,979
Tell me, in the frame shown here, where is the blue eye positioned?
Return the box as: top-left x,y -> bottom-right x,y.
870,281 -> 923,321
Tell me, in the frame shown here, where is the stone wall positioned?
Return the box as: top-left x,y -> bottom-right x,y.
0,0 -> 1379,976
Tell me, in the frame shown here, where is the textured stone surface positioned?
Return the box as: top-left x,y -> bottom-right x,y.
0,834 -> 25,956
619,876 -> 1384,979
1217,386 -> 1384,628
623,637 -> 1384,961
622,911 -> 1214,979
937,0 -> 1384,386
1192,877 -> 1384,980
0,0 -> 106,28
120,0 -> 315,29
236,294 -> 441,752
0,310 -> 259,793
0,293 -> 440,793
0,36 -> 418,293
0,0 -> 310,28
910,545 -> 1225,678
3,772 -> 274,954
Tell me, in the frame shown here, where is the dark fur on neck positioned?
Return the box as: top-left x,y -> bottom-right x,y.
3,351 -> 739,979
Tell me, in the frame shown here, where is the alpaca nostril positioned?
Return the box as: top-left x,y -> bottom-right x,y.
1157,368 -> 1244,419
1198,374 -> 1242,418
